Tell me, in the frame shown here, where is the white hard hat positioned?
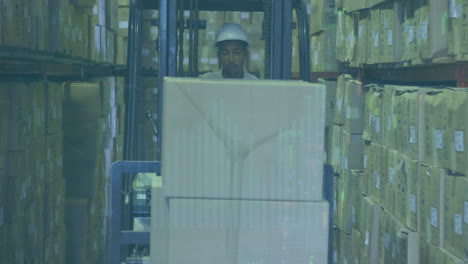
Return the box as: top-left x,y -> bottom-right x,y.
215,23 -> 249,46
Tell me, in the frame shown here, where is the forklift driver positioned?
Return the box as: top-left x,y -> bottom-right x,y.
199,23 -> 258,80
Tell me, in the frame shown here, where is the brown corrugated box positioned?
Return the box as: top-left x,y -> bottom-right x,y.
152,199 -> 329,264
162,78 -> 326,201
359,196 -> 381,264
343,80 -> 365,134
419,164 -> 445,248
444,175 -> 467,260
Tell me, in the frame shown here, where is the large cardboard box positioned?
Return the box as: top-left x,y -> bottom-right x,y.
394,156 -> 418,231
309,0 -> 337,34
379,1 -> 403,63
351,170 -> 364,232
367,8 -> 381,64
401,3 -> 418,61
341,131 -> 364,181
444,89 -> 468,176
319,79 -> 338,128
343,80 -> 365,134
356,10 -> 369,66
448,0 -> 468,56
363,84 -> 383,143
379,209 -> 420,264
383,149 -> 402,216
152,199 -> 329,264
330,124 -> 343,173
420,89 -> 449,168
336,10 -> 356,63
366,142 -> 382,204
359,196 -> 381,264
8,82 -> 33,151
2,0 -> 26,47
334,74 -> 353,126
419,164 -> 445,248
162,78 -> 326,201
336,178 -> 353,235
46,82 -> 64,135
351,229 -> 362,264
444,175 -> 467,260
417,0 -> 449,60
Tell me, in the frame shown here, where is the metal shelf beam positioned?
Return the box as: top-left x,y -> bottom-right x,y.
142,0 -> 263,11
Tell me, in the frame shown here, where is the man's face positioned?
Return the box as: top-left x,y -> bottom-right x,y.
217,40 -> 247,79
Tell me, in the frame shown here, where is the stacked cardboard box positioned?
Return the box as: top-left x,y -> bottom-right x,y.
335,9 -> 356,63
0,81 -> 67,263
329,75 -> 366,263
448,0 -> 468,59
331,84 -> 467,263
0,0 -> 121,63
63,77 -> 125,263
309,0 -> 341,72
340,0 -> 457,66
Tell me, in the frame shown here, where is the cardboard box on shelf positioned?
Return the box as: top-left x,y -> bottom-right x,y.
319,79 -> 338,128
343,80 -> 365,135
351,170 -> 364,232
419,164 -> 445,248
381,85 -> 396,150
46,82 -> 64,135
339,229 -> 352,264
367,7 -> 381,64
382,149 -> 401,216
336,10 -> 356,63
162,78 -> 326,201
336,178 -> 353,235
379,1 -> 403,63
366,142 -> 382,204
355,10 -> 369,66
379,209 -> 420,264
359,196 -> 381,264
118,7 -> 129,37
8,82 -> 32,151
444,175 -> 467,260
363,84 -> 383,143
417,0 -> 449,60
448,0 -> 468,56
442,248 -> 465,264
394,155 -> 418,232
333,74 -> 353,125
420,89 -> 449,169
401,4 -> 418,62
309,0 -> 337,34
351,229 -> 362,264
341,131 -> 364,182
330,124 -> 343,174
444,89 -> 468,176
2,0 -> 26,47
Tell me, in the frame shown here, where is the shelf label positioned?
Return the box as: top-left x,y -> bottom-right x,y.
455,131 -> 464,152
431,207 -> 438,227
435,130 -> 443,149
410,194 -> 416,213
455,214 -> 462,235
389,167 -> 394,184
388,30 -> 393,46
410,127 -> 416,144
422,21 -> 428,40
465,201 -> 468,224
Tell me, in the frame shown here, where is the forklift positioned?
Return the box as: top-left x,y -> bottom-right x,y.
109,0 -> 334,263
